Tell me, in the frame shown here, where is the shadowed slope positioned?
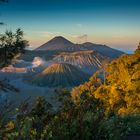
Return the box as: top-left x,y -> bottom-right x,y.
82,42 -> 124,58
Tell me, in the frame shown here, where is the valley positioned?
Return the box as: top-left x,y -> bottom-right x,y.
0,36 -> 124,106
0,0 -> 140,139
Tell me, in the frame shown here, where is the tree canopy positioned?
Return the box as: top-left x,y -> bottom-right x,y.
72,43 -> 140,115
0,29 -> 29,67
0,43 -> 140,140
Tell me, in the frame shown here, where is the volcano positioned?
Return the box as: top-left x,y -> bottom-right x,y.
31,63 -> 90,87
53,50 -> 109,74
35,36 -> 124,58
36,36 -> 75,51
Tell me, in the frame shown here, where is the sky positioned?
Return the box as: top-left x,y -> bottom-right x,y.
0,0 -> 140,53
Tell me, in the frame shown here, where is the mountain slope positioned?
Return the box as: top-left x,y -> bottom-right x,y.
31,63 -> 90,87
35,36 -> 124,58
53,50 -> 109,74
36,36 -> 74,51
82,42 -> 124,58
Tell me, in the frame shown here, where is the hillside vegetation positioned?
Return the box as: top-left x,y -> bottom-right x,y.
72,44 -> 140,115
0,29 -> 28,67
0,44 -> 140,140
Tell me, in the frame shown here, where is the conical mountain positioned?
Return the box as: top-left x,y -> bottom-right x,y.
36,36 -> 74,51
35,36 -> 124,58
31,63 -> 90,87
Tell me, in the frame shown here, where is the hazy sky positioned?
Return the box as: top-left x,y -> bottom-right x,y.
0,0 -> 140,53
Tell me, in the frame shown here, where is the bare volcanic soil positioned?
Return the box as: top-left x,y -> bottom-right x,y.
30,63 -> 90,87
53,50 -> 109,74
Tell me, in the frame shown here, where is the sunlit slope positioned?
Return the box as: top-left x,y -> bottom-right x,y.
53,50 -> 109,74
31,63 -> 90,87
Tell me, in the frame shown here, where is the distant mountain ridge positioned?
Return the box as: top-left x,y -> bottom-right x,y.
82,42 -> 123,58
36,36 -> 124,58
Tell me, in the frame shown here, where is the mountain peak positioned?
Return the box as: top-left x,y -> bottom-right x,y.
30,63 -> 90,87
49,36 -> 73,44
35,36 -> 124,58
36,36 -> 74,51
52,36 -> 69,40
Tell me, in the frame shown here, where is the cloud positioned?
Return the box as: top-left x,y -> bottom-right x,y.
70,35 -> 79,38
76,24 -> 82,27
31,31 -> 63,37
68,34 -> 88,43
41,31 -> 54,37
68,34 -> 88,39
78,34 -> 88,40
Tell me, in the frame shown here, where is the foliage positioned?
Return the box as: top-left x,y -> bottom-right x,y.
0,44 -> 140,139
72,44 -> 140,116
0,28 -> 29,67
99,115 -> 140,140
0,95 -> 140,140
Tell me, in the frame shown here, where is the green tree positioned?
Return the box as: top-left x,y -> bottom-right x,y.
0,29 -> 28,66
135,42 -> 140,54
